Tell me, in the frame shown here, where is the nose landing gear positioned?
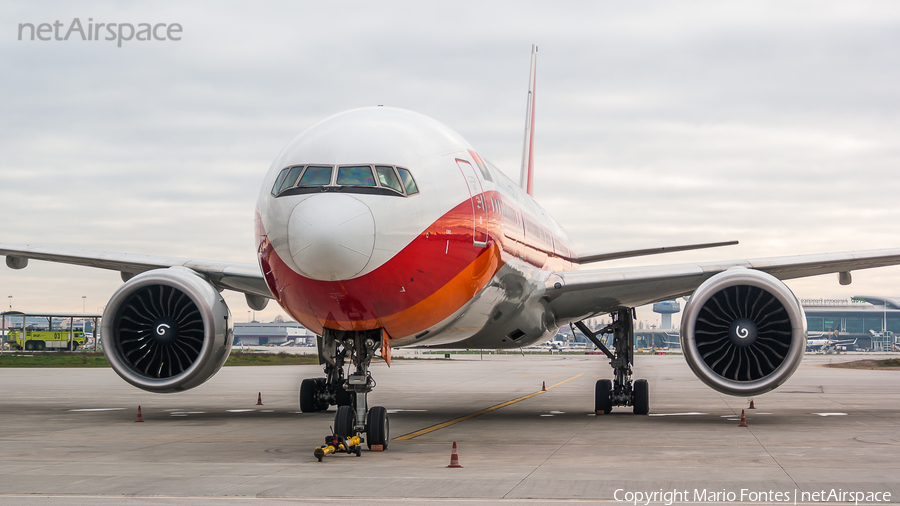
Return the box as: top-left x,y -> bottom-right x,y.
300,328 -> 390,450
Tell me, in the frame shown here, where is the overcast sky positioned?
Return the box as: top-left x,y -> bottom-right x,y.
3,1 -> 900,327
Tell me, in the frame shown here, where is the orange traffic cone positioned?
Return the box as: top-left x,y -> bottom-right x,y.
256,392 -> 263,406
748,399 -> 756,409
135,406 -> 144,423
446,441 -> 463,468
541,381 -> 546,392
738,409 -> 748,427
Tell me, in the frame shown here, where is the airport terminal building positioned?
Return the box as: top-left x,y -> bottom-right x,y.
801,296 -> 899,351
234,321 -> 316,346
557,295 -> 900,352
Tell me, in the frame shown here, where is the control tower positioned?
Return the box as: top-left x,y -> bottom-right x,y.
652,300 -> 681,330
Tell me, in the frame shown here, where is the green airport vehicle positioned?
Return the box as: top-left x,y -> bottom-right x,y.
8,329 -> 86,351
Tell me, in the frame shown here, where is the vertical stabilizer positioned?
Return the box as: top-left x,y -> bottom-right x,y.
519,45 -> 537,196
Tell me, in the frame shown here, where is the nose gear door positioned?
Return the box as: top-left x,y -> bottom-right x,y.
455,159 -> 488,248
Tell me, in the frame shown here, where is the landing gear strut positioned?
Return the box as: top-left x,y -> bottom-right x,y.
299,328 -> 390,450
574,308 -> 649,415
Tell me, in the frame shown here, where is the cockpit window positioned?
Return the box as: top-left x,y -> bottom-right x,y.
271,168 -> 290,196
397,168 -> 419,195
337,166 -> 376,186
273,164 -> 419,197
278,166 -> 304,193
375,166 -> 403,193
298,166 -> 332,186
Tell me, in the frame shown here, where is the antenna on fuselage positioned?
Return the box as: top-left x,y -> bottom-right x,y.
519,44 -> 538,197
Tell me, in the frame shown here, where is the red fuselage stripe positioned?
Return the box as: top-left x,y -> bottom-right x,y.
257,188 -> 574,339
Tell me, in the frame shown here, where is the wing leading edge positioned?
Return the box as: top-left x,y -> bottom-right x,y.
6,242 -> 900,332
545,248 -> 900,323
575,240 -> 739,264
0,243 -> 270,299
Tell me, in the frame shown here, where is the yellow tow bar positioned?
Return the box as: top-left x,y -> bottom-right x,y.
314,434 -> 364,462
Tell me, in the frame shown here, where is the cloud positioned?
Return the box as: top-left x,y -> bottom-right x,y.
2,0 -> 900,327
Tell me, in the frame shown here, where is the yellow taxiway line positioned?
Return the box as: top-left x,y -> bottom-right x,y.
393,373 -> 585,441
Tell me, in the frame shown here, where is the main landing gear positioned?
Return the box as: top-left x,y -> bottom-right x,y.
574,308 -> 649,415
299,328 -> 390,450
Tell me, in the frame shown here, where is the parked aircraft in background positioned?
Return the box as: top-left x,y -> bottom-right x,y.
806,331 -> 858,353
5,46 -> 900,449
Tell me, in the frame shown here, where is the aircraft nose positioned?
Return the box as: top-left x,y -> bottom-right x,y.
287,194 -> 375,281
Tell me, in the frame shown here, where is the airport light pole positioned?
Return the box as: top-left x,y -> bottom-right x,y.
82,296 -> 86,313
7,295 -> 11,310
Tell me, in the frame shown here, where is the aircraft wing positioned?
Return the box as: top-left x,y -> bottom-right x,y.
0,243 -> 270,299
545,248 -> 900,322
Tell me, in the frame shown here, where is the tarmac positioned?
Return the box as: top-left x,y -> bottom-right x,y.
0,352 -> 898,505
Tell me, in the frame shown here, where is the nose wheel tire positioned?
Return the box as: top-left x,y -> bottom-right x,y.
335,385 -> 356,407
632,379 -> 649,415
595,379 -> 613,415
366,405 -> 389,450
334,405 -> 357,437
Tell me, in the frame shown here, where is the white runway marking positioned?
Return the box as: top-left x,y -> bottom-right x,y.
649,412 -> 707,417
69,408 -> 125,412
812,412 -> 847,416
386,409 -> 427,414
226,409 -> 256,413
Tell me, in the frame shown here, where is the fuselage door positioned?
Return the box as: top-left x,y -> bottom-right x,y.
455,159 -> 488,248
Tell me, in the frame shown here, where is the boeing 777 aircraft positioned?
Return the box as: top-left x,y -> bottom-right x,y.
4,46 -> 900,449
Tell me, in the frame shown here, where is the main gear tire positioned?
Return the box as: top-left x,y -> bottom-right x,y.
313,378 -> 329,411
595,379 -> 613,415
633,379 -> 649,415
299,378 -> 320,413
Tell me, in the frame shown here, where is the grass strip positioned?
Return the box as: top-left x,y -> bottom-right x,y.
0,351 -> 320,368
225,351 -> 319,366
825,358 -> 900,370
0,352 -> 110,367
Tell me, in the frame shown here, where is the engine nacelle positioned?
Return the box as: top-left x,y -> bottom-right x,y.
680,267 -> 806,396
101,267 -> 233,393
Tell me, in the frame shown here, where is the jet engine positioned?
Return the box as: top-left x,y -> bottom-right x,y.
101,267 -> 233,393
680,267 -> 806,396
